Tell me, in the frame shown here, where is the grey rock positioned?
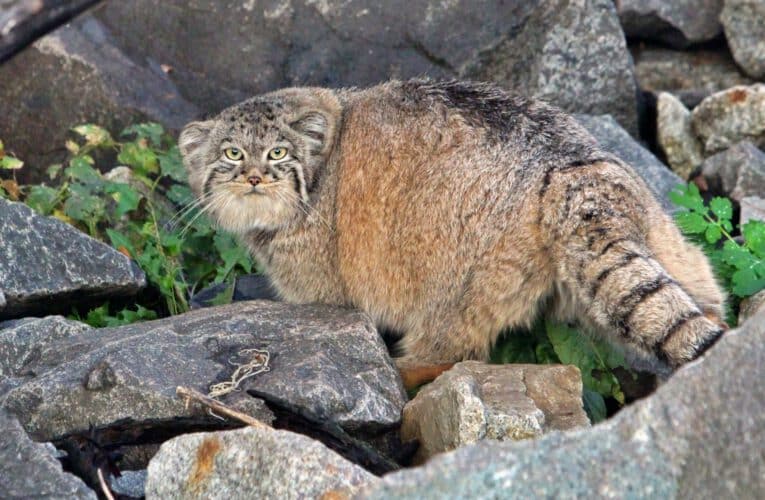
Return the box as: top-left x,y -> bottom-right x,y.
739,289 -> 765,324
1,301 -> 405,440
700,141 -> 765,202
0,17 -> 198,183
0,408 -> 96,499
1,1 -> 638,169
575,114 -> 684,212
0,316 -> 91,382
692,84 -> 765,154
110,469 -> 147,498
657,92 -> 705,179
740,196 -> 765,225
617,0 -> 723,47
465,0 -> 638,135
401,362 -> 589,464
631,46 -> 754,108
0,198 -> 146,320
721,0 -> 765,79
146,426 -> 378,500
359,308 -> 765,499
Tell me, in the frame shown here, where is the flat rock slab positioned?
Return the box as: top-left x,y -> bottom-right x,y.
575,114 -> 684,212
401,362 -> 589,464
0,409 -> 95,499
146,426 -> 378,499
359,309 -> 765,499
1,301 -> 406,440
0,198 -> 146,320
700,141 -> 765,203
721,0 -> 765,79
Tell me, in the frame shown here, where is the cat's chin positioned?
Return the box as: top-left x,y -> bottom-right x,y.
213,194 -> 296,234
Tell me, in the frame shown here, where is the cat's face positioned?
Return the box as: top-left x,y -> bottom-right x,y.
179,90 -> 340,234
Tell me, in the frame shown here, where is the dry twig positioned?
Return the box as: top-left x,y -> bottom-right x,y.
176,386 -> 270,429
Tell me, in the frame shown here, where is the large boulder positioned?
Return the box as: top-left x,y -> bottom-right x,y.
0,301 -> 406,441
0,198 -> 146,320
700,141 -> 765,203
657,92 -> 704,179
617,0 -> 723,47
0,409 -> 95,499
721,0 -> 765,79
359,308 -> 765,498
0,0 -> 639,178
145,426 -> 378,499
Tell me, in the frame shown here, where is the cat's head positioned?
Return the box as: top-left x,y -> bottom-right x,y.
179,88 -> 341,234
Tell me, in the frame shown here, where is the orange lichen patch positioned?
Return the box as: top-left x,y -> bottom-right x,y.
187,436 -> 222,493
728,88 -> 749,104
320,490 -> 351,500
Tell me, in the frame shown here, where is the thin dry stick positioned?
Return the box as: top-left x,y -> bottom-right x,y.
176,386 -> 270,429
97,467 -> 115,500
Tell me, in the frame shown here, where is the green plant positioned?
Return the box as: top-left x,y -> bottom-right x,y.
0,123 -> 253,323
670,183 -> 765,327
491,318 -> 628,423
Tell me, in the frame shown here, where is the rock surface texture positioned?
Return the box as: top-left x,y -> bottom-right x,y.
0,0 -> 639,176
691,84 -> 765,154
700,141 -> 765,203
575,114 -> 684,212
401,362 -> 589,464
657,92 -> 704,179
721,0 -> 765,79
617,0 -> 723,47
740,196 -> 765,226
360,309 -> 765,498
0,301 -> 406,441
0,198 -> 145,320
631,47 -> 753,108
0,409 -> 95,499
146,426 -> 378,499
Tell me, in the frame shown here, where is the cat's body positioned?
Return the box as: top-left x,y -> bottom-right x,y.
180,79 -> 725,372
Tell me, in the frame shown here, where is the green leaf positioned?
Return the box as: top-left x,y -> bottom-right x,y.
582,389 -> 607,424
67,156 -> 103,186
25,185 -> 59,215
106,228 -> 136,257
669,183 -> 705,212
209,282 -> 236,307
490,331 -> 538,364
0,155 -> 23,170
731,268 -> 765,297
743,220 -> 765,259
709,197 -> 733,223
704,224 -> 722,244
104,305 -> 157,326
158,146 -> 187,182
166,184 -> 194,206
121,123 -> 164,147
72,124 -> 113,146
675,212 -> 707,234
105,182 -> 142,217
118,142 -> 159,174
47,164 -> 63,180
64,184 -> 105,224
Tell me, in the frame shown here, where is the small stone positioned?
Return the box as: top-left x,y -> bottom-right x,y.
657,92 -> 705,179
740,196 -> 765,225
739,290 -> 765,324
110,469 -> 147,498
617,0 -> 723,47
721,0 -> 765,79
401,362 -> 588,464
700,141 -> 765,202
691,84 -> 765,154
145,426 -> 378,499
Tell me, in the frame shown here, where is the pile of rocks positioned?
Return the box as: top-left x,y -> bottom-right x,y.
1,0 -> 765,498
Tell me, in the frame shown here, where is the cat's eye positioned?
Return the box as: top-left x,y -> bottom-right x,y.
268,147 -> 288,160
224,147 -> 244,161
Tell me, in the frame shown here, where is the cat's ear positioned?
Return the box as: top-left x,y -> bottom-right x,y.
179,120 -> 214,169
289,110 -> 336,155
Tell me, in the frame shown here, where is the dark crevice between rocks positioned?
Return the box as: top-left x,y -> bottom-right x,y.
248,388 -> 413,475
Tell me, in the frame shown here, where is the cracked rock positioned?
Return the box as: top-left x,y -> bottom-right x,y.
691,84 -> 765,154
0,198 -> 146,320
617,0 -> 723,47
700,141 -> 765,203
401,362 -> 589,464
657,92 -> 705,179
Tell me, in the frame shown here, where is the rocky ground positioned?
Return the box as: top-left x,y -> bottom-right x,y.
1,0 -> 765,499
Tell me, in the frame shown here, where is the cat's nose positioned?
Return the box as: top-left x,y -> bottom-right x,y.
247,175 -> 262,186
